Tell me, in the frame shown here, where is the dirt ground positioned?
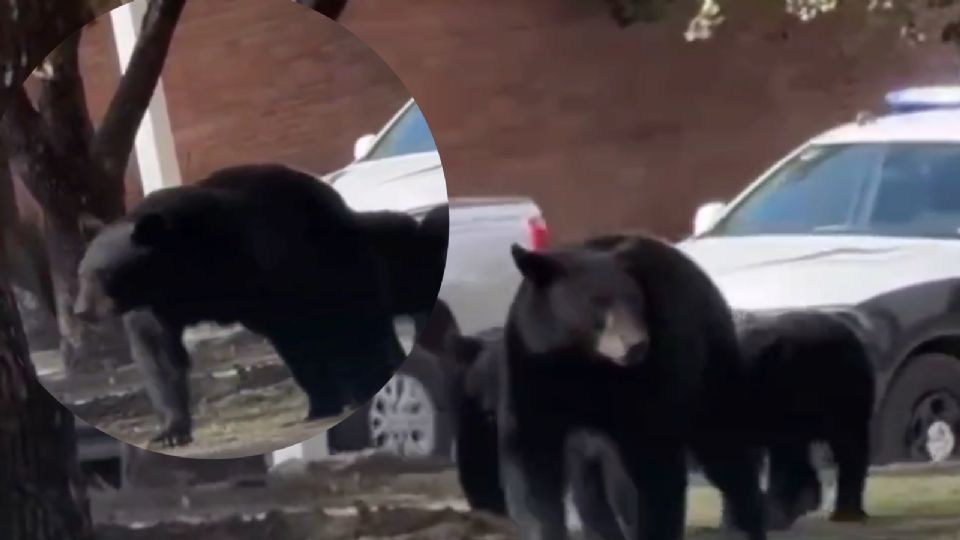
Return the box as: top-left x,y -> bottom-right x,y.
90,454 -> 960,540
34,325 -> 352,459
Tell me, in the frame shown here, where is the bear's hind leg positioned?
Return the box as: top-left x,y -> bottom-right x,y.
269,327 -> 349,420
765,442 -> 822,530
500,437 -> 569,540
123,309 -> 193,447
695,441 -> 767,540
340,327 -> 405,407
287,358 -> 348,421
313,313 -> 406,411
566,431 -> 631,540
829,425 -> 870,523
622,443 -> 688,540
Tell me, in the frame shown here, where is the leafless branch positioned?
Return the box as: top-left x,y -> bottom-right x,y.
92,0 -> 186,182
37,31 -> 94,158
1,87 -> 76,214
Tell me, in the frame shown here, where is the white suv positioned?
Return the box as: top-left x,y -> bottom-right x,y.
679,86 -> 960,464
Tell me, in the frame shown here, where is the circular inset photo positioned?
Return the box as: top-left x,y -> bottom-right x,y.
4,0 -> 448,458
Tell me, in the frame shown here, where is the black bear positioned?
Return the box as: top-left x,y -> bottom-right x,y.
497,234 -> 767,540
444,327 -> 505,515
733,309 -> 875,529
74,163 -> 437,446
445,327 -> 639,540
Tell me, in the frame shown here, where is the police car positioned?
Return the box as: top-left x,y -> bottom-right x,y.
679,86 -> 960,465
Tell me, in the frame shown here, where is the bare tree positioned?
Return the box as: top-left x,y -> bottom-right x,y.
2,0 -> 186,375
0,257 -> 91,539
0,84 -> 91,540
1,0 -> 178,537
0,1 -> 352,535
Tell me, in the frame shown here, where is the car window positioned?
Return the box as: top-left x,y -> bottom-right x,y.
866,144 -> 960,238
713,144 -> 881,236
365,103 -> 437,161
710,141 -> 960,239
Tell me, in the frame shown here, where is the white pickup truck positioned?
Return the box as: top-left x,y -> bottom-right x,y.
324,98 -> 548,458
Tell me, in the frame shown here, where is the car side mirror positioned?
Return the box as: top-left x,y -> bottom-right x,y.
693,201 -> 727,236
353,134 -> 377,161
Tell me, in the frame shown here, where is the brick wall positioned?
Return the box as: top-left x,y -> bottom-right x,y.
14,0 -> 409,220
14,0 -> 960,242
342,0 -> 960,241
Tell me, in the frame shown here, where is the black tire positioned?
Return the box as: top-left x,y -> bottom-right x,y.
876,352 -> 960,464
328,346 -> 455,459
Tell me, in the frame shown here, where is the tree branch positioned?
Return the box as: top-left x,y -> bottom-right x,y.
36,31 -> 94,159
91,0 -> 186,183
1,87 -> 77,215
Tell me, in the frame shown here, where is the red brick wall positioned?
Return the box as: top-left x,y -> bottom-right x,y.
342,0 -> 960,241
14,0 -> 960,243
159,0 -> 407,181
14,0 -> 409,220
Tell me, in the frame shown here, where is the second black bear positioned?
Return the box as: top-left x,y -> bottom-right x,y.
734,309 -> 875,529
497,235 -> 767,540
74,164 -> 439,446
444,327 -> 506,515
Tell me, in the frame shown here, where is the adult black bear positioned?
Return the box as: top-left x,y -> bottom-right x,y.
734,309 -> 875,529
445,328 -> 638,540
74,164 -> 434,446
498,234 -> 767,540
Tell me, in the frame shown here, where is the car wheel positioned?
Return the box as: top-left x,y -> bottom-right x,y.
328,348 -> 454,459
877,352 -> 960,464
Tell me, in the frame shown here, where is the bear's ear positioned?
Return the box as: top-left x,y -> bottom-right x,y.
511,243 -> 561,286
131,213 -> 170,247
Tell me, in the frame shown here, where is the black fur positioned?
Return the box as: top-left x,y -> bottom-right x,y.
497,234 -> 766,540
445,328 -> 637,539
75,164 -> 441,446
735,309 -> 875,529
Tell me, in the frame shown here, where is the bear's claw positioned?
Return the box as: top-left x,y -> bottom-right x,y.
150,428 -> 192,448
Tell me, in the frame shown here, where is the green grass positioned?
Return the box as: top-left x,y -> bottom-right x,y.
685,474 -> 960,539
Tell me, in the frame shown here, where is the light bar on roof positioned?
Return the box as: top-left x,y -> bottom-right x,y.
885,86 -> 960,113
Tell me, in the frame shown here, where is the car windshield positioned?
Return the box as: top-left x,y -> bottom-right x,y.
364,102 -> 437,161
708,142 -> 960,239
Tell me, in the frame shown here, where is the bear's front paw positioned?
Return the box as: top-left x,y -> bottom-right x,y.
150,427 -> 193,448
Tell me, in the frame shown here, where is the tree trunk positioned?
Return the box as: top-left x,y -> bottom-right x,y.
3,0 -> 188,376
0,254 -> 92,540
